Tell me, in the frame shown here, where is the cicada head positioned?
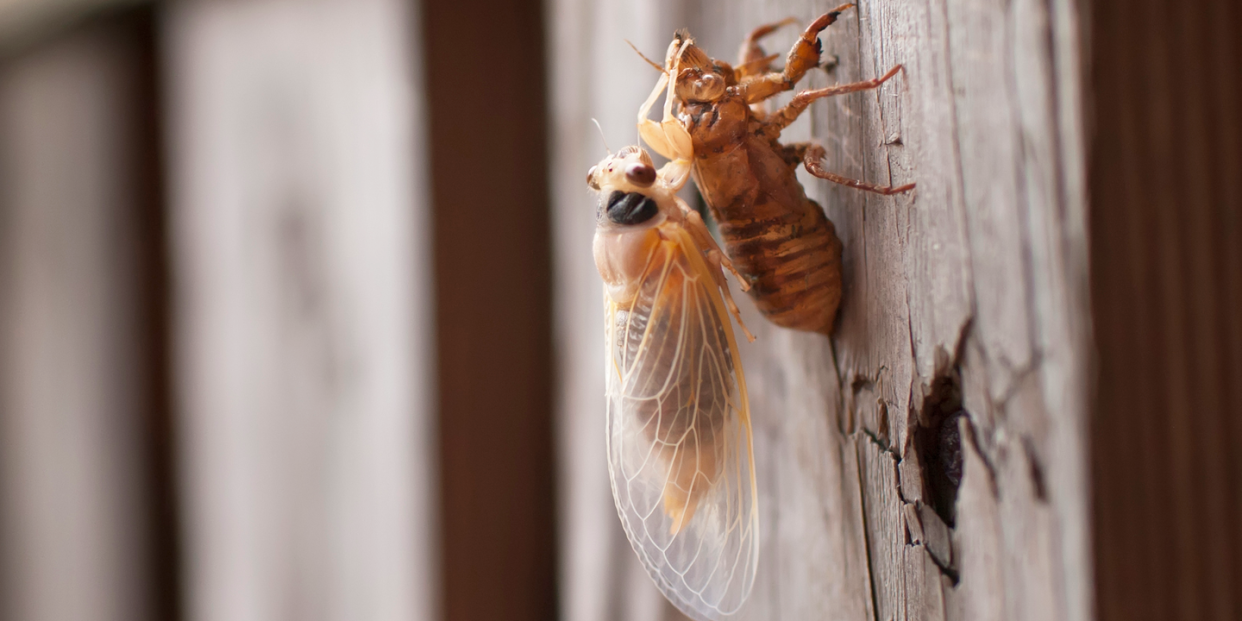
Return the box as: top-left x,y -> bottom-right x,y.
587,145 -> 682,227
669,30 -> 728,103
587,145 -> 680,305
587,145 -> 655,190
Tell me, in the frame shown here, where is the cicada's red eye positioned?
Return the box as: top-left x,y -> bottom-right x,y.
625,162 -> 656,187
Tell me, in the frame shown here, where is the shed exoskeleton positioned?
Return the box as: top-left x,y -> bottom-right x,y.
638,4 -> 915,335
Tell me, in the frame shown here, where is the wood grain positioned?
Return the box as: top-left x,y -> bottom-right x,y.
550,0 -> 1091,618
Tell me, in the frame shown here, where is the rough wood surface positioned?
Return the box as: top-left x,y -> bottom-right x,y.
162,1 -> 435,619
549,0 -> 1091,618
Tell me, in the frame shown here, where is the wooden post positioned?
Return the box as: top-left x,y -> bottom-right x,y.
0,11 -> 175,621
421,0 -> 558,620
549,0 -> 1091,618
1089,0 -> 1242,619
162,1 -> 435,619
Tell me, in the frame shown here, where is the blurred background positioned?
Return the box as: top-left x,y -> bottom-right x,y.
0,0 -> 552,620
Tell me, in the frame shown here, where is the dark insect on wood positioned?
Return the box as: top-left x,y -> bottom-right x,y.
637,4 -> 915,335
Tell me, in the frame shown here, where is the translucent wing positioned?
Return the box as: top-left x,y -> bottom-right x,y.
604,223 -> 758,621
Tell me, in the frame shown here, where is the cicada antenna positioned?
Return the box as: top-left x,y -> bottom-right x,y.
590,118 -> 612,155
626,40 -> 667,73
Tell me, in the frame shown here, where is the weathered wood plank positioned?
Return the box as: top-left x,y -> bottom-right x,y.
162,1 -> 434,619
858,436 -> 909,621
954,421 -> 1005,621
550,0 -> 1090,618
743,330 -> 874,621
904,544 -> 949,621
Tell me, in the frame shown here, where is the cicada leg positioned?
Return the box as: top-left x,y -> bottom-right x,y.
802,143 -> 916,195
678,202 -> 757,342
760,64 -> 904,138
711,262 -> 757,343
735,17 -> 797,79
732,4 -> 854,105
734,52 -> 781,82
637,39 -> 694,164
778,142 -> 811,167
736,18 -> 794,120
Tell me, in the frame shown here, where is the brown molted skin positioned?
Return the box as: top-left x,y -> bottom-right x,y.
681,97 -> 842,335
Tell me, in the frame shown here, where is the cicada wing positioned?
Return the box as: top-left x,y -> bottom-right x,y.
604,228 -> 758,621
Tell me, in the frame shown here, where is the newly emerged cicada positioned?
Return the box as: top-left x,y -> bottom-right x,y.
638,5 -> 915,335
588,121 -> 759,616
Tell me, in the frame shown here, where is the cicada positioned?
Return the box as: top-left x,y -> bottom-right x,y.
637,5 -> 915,335
587,108 -> 759,617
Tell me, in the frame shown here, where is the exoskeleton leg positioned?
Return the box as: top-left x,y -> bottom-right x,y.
760,64 -> 904,138
803,144 -> 915,195
637,39 -> 694,164
778,142 -> 811,167
733,4 -> 854,105
736,17 -> 796,120
735,17 -> 797,79
734,52 -> 782,83
676,198 -> 756,342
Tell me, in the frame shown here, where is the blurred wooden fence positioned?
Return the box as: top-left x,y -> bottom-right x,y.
0,2 -> 436,620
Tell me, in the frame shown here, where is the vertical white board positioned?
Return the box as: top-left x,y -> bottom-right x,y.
163,1 -> 434,620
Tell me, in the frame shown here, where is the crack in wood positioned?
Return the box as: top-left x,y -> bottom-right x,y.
855,435 -> 886,621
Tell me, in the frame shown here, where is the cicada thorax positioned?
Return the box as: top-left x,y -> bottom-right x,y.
607,224 -> 735,531
682,98 -> 844,335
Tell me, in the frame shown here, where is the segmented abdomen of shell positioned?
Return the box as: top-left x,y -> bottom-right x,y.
716,195 -> 843,335
692,134 -> 844,335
